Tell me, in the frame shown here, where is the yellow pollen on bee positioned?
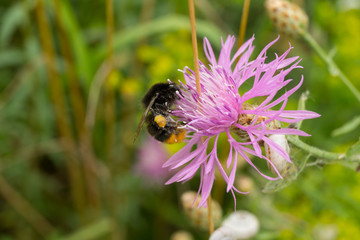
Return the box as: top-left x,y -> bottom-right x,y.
165,134 -> 176,144
176,129 -> 187,143
165,129 -> 187,144
154,115 -> 166,128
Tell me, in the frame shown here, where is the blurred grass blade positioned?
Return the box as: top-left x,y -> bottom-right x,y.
0,49 -> 25,67
0,175 -> 54,237
0,3 -> 26,47
95,15 -> 226,60
56,0 -> 92,86
332,116 -> 360,137
57,218 -> 113,240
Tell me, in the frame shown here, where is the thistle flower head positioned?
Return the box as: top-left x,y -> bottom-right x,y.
164,35 -> 320,207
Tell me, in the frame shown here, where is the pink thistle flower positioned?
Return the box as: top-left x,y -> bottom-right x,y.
163,35 -> 320,207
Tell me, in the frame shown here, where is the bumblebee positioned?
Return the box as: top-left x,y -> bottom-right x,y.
134,83 -> 186,144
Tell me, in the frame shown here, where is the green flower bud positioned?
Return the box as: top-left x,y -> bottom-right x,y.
181,191 -> 222,230
265,0 -> 308,37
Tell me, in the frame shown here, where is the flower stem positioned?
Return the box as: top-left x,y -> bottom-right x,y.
300,30 -> 360,104
188,0 -> 201,96
189,0 -> 213,234
237,0 -> 250,48
140,0 -> 156,23
106,0 -> 114,66
287,135 -> 360,167
105,0 -> 116,164
287,135 -> 342,160
207,195 -> 214,234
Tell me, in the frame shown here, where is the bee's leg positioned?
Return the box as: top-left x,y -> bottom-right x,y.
175,128 -> 187,143
165,116 -> 177,124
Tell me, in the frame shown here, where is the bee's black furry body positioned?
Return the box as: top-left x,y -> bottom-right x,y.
142,83 -> 180,115
141,83 -> 184,143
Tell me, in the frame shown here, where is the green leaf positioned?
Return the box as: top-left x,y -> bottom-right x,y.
262,177 -> 295,193
262,164 -> 298,193
346,139 -> 360,162
332,116 -> 360,137
329,140 -> 360,170
56,218 -> 113,240
94,15 -> 226,61
262,154 -> 310,193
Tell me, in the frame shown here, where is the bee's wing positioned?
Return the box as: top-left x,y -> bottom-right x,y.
133,93 -> 159,143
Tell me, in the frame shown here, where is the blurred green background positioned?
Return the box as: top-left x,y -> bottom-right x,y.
0,0 -> 359,239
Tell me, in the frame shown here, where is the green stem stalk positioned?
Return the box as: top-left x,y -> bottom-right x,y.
188,0 -> 201,96
287,136 -> 360,166
300,30 -> 360,104
286,135 -> 360,166
105,0 -> 116,162
188,0 -> 214,234
104,3 -> 121,238
287,135 -> 342,160
237,0 -> 250,48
